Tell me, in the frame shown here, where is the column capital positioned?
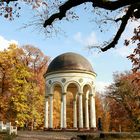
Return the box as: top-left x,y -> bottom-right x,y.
78,92 -> 83,95
93,86 -> 95,90
89,94 -> 94,97
62,92 -> 66,95
49,94 -> 53,96
73,95 -> 77,101
45,95 -> 49,98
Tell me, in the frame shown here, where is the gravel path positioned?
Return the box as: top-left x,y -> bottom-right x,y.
2,131 -> 140,140
15,131 -> 82,140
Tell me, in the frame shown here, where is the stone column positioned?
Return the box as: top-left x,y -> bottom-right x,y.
49,94 -> 53,129
60,96 -> 63,129
93,95 -> 96,128
85,96 -> 89,129
90,94 -> 96,128
62,93 -> 67,129
78,93 -> 83,128
73,98 -> 77,128
44,96 -> 48,129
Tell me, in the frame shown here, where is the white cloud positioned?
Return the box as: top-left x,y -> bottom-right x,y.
95,81 -> 110,93
113,20 -> 140,58
73,20 -> 139,58
73,31 -> 98,46
115,46 -> 134,57
0,35 -> 18,51
122,20 -> 140,39
73,32 -> 100,57
85,32 -> 98,46
73,32 -> 83,44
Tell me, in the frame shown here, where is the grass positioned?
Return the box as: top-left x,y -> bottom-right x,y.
0,132 -> 16,140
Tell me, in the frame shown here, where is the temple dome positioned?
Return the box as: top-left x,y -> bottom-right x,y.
47,52 -> 94,73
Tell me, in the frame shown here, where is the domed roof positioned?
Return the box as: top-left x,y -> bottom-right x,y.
47,52 -> 94,73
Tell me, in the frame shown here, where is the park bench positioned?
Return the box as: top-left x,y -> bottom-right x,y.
0,121 -> 17,135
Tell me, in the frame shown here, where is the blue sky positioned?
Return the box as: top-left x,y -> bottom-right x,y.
0,3 -> 138,92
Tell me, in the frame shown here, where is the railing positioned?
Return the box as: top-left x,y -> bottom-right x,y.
0,121 -> 17,135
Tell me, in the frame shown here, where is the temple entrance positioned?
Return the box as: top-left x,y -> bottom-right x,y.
66,83 -> 78,129
53,84 -> 61,129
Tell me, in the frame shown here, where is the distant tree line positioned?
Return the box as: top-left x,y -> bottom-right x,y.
96,72 -> 140,132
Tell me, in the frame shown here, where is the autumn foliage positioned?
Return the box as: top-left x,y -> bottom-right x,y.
105,72 -> 140,131
126,26 -> 140,73
0,44 -> 49,129
0,44 -> 139,132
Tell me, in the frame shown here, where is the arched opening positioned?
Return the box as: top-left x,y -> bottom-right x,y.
66,83 -> 78,129
52,83 -> 62,129
83,84 -> 92,128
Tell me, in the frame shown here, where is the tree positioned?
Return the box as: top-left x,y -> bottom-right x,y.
22,45 -> 49,96
0,44 -> 49,128
96,93 -> 111,132
1,0 -> 139,51
126,26 -> 140,72
106,71 -> 140,131
21,45 -> 49,129
43,0 -> 139,52
0,0 -> 43,20
107,97 -> 133,132
0,45 -> 14,121
0,44 -> 32,124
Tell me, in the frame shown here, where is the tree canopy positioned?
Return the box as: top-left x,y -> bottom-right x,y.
94,71 -> 140,132
0,44 -> 49,128
105,71 -> 140,131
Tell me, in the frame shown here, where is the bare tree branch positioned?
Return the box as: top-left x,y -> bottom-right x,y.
1,0 -> 18,4
43,0 -> 88,27
92,0 -> 139,10
43,0 -> 139,27
2,0 -> 138,52
101,5 -> 135,52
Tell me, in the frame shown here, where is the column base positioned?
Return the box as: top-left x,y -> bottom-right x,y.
48,128 -> 53,131
73,127 -> 78,129
85,127 -> 90,130
78,128 -> 84,131
61,128 -> 67,131
44,127 -> 49,131
90,127 -> 97,132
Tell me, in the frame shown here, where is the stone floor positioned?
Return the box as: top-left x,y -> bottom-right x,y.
1,130 -> 140,140
15,130 -> 99,140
